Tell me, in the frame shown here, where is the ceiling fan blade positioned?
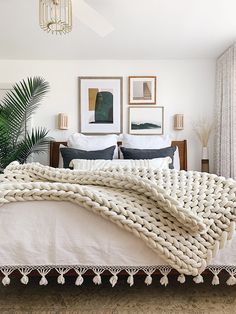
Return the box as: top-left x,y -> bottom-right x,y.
73,0 -> 114,37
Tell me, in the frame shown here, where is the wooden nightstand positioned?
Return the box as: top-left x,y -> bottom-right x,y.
201,159 -> 209,173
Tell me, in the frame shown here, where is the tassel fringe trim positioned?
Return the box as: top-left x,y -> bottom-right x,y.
1,265 -> 236,287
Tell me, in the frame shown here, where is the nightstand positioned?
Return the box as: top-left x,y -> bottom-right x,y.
201,159 -> 209,173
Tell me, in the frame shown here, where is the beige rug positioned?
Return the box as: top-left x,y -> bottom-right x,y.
0,275 -> 235,314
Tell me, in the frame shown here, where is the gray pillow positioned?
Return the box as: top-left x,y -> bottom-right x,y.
60,145 -> 116,168
120,146 -> 176,169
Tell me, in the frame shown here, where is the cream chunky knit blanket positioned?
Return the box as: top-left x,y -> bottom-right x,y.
1,162 -> 236,276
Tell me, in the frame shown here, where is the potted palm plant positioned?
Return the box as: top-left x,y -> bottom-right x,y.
0,77 -> 52,172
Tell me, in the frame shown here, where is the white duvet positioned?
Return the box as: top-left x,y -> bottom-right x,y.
0,200 -> 236,267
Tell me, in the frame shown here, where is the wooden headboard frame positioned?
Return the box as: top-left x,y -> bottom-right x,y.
50,140 -> 187,171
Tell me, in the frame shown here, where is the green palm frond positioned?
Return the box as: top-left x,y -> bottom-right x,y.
0,77 -> 52,170
0,77 -> 50,146
6,128 -> 52,166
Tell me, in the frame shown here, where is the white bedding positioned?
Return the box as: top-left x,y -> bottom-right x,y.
1,200 -> 235,268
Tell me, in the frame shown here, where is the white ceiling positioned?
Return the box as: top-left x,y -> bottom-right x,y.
0,0 -> 236,60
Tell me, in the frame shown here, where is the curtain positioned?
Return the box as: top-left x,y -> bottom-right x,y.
215,45 -> 236,179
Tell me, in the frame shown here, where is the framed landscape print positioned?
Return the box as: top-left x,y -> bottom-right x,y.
79,77 -> 123,134
129,76 -> 156,104
129,106 -> 164,135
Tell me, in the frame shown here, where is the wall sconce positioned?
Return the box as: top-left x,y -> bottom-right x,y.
174,114 -> 184,130
58,113 -> 68,130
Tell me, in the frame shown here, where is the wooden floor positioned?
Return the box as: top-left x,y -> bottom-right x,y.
0,275 -> 235,313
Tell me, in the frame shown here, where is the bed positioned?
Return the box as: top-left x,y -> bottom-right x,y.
1,140 -> 236,287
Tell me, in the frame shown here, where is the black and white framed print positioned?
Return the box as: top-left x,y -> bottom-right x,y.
79,77 -> 123,134
129,106 -> 164,135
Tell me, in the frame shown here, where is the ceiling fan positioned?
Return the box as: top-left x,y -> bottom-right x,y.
39,0 -> 114,37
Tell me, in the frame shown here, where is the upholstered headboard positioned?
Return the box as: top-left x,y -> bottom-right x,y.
50,140 -> 187,171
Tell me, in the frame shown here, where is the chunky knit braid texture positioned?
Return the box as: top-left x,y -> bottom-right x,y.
1,162 -> 236,276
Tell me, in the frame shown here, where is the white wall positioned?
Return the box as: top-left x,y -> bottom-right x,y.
0,60 -> 215,171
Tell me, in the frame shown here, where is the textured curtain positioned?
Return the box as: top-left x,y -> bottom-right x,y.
215,45 -> 236,179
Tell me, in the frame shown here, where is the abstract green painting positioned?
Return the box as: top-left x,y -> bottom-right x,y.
79,77 -> 123,134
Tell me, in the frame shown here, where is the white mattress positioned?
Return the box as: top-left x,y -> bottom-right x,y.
0,201 -> 236,267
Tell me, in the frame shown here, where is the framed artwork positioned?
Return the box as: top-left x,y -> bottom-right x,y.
79,77 -> 123,134
129,106 -> 164,135
129,76 -> 156,104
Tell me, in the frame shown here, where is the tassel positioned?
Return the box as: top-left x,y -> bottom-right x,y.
39,275 -> 48,286
2,275 -> 10,286
21,275 -> 29,285
75,274 -> 84,286
212,274 -> 220,286
109,274 -> 118,287
57,274 -> 65,285
93,274 -> 102,285
127,274 -> 134,287
160,275 -> 168,287
177,274 -> 186,284
193,274 -> 204,284
226,275 -> 236,286
144,274 -> 152,286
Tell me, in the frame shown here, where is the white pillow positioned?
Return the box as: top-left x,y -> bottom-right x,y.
68,133 -> 119,158
122,134 -> 171,149
58,144 -> 66,168
70,157 -> 171,171
121,134 -> 180,170
173,147 -> 180,171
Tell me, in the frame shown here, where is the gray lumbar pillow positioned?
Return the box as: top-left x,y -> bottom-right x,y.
120,146 -> 177,169
60,145 -> 116,168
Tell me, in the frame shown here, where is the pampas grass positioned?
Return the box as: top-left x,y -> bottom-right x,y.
194,119 -> 213,147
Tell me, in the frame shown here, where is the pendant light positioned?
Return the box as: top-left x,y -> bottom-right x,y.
39,0 -> 72,35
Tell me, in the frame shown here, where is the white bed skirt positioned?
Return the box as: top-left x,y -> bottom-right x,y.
1,201 -> 236,286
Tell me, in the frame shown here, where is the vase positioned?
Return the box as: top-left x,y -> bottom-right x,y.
202,147 -> 208,160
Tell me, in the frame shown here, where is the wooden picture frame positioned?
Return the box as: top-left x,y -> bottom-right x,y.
129,106 -> 164,135
79,77 -> 123,134
129,76 -> 157,104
